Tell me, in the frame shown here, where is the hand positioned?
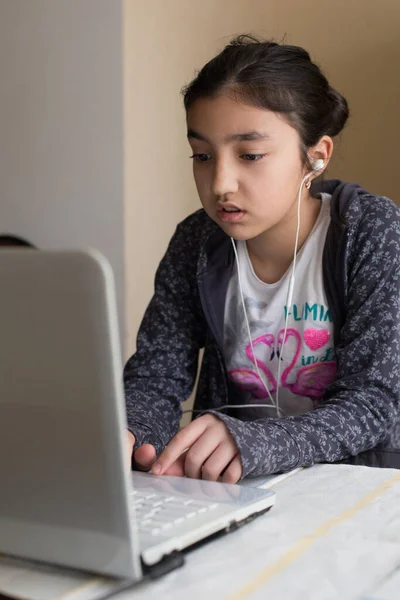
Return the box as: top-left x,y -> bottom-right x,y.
151,414 -> 242,483
126,430 -> 157,471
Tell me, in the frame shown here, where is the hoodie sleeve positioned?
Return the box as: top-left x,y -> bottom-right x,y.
211,196 -> 400,478
124,216 -> 206,455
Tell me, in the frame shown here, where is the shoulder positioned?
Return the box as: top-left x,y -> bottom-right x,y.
325,180 -> 400,249
170,209 -> 220,255
337,189 -> 400,296
176,208 -> 219,238
159,209 -> 220,280
330,180 -> 399,226
348,192 -> 400,228
344,192 -> 400,256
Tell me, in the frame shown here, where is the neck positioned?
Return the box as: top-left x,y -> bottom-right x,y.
246,191 -> 321,284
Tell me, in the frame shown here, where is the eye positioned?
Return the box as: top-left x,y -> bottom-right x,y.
241,153 -> 266,161
190,153 -> 212,162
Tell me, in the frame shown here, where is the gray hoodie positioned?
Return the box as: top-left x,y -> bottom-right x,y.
124,180 -> 400,477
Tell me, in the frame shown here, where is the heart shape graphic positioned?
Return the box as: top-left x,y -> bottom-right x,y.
304,328 -> 330,351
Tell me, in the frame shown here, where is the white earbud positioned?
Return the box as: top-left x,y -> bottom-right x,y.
304,159 -> 325,186
311,158 -> 325,172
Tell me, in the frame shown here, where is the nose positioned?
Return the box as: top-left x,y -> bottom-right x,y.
211,158 -> 239,197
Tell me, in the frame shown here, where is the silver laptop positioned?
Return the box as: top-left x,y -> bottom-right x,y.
0,249 -> 275,582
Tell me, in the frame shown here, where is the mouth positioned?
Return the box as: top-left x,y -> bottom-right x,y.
216,206 -> 245,224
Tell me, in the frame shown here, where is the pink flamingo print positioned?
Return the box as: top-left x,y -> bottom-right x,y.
228,333 -> 277,398
278,328 -> 336,399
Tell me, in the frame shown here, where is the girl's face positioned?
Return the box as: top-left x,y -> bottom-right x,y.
187,94 -> 311,241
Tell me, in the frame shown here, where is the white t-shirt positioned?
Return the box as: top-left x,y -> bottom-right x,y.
223,194 -> 336,420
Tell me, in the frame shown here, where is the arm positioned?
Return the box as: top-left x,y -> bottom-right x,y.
213,200 -> 400,477
124,216 -> 207,455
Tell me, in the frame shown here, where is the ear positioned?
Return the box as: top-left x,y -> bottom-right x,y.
307,136 -> 334,171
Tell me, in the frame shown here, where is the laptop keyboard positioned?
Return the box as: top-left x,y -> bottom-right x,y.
131,489 -> 219,537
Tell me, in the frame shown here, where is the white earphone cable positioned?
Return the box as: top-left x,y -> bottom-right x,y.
181,403 -> 277,415
275,171 -> 310,415
230,238 -> 278,411
184,162 -> 324,421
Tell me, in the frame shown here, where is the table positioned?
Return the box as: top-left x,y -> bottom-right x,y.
121,464 -> 400,600
1,464 -> 400,600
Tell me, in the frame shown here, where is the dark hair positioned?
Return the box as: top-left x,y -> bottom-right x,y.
0,234 -> 36,248
183,35 -> 349,165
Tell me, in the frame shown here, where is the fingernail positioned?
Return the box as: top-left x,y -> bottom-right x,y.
152,462 -> 162,475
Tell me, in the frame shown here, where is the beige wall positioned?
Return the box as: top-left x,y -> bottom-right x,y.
251,0 -> 400,198
124,0 -> 400,354
124,0 -> 274,353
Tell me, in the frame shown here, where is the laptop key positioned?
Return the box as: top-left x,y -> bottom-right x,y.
133,489 -> 224,537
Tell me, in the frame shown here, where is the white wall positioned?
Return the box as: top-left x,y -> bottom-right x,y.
0,0 -> 125,338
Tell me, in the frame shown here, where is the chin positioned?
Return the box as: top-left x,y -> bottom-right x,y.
218,224 -> 261,242
227,230 -> 251,241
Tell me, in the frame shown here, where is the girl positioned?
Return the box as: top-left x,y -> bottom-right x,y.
125,35 -> 400,482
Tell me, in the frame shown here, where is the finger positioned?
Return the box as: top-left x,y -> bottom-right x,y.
134,444 -> 157,471
201,443 -> 238,482
152,420 -> 208,475
163,454 -> 186,477
183,428 -> 222,479
221,455 -> 243,484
